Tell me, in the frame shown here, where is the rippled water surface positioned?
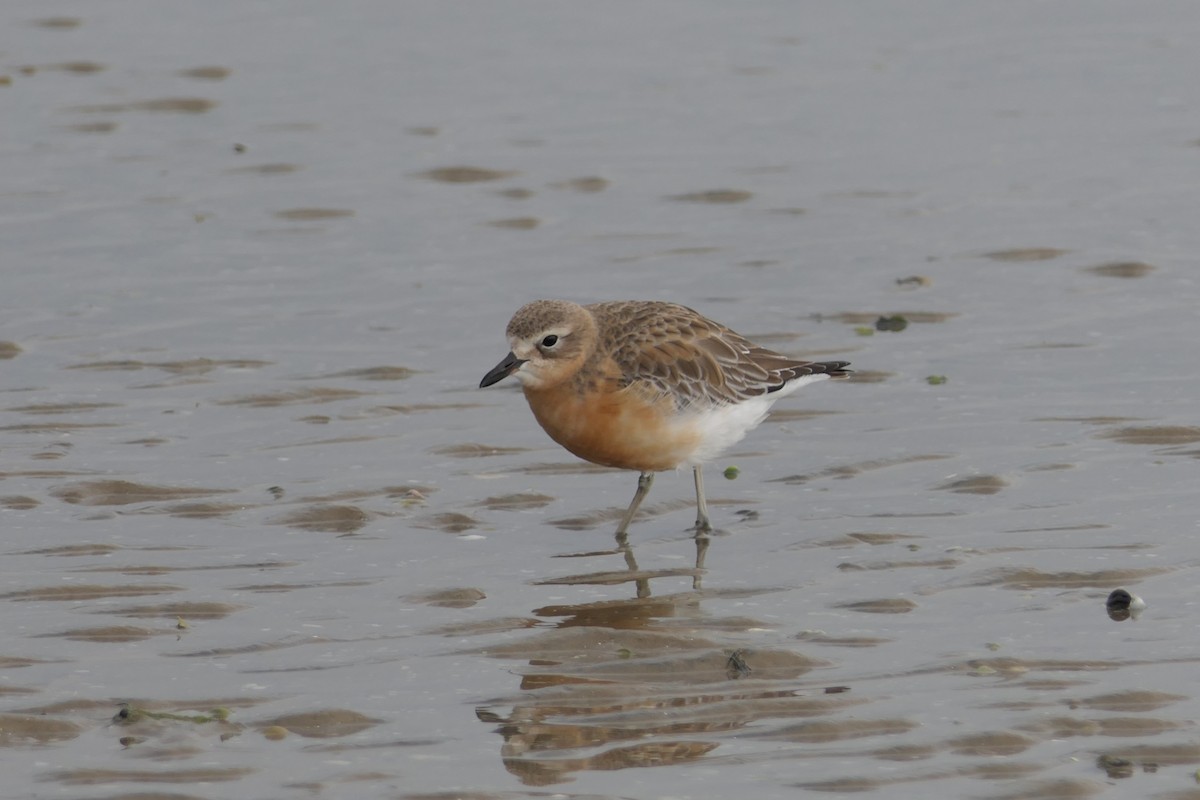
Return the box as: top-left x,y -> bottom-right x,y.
4,2 -> 1200,798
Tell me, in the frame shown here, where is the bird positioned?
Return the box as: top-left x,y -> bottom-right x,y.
479,299 -> 851,537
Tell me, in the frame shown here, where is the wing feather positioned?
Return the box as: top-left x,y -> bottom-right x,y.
588,301 -> 850,410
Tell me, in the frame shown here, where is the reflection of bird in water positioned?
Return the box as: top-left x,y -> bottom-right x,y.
481,299 -> 851,537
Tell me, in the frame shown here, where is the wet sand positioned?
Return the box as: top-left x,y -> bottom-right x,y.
3,2 -> 1200,798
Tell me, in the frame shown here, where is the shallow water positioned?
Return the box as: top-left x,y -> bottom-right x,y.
3,2 -> 1200,798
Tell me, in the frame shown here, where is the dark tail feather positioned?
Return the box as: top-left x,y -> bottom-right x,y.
813,360 -> 853,380
768,360 -> 852,393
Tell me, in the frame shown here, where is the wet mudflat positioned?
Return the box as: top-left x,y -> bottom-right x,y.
3,2 -> 1200,798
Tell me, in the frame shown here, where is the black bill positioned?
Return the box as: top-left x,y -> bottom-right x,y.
479,351 -> 527,388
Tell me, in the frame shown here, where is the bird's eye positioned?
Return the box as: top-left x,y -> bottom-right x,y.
540,334 -> 559,348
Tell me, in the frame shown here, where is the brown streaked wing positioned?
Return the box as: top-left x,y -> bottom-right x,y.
587,301 -> 822,409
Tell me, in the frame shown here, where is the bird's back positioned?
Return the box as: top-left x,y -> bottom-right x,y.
586,300 -> 850,412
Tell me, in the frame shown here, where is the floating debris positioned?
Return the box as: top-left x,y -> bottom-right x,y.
726,649 -> 752,679
113,703 -> 230,725
1106,588 -> 1145,622
875,315 -> 908,332
1098,754 -> 1134,779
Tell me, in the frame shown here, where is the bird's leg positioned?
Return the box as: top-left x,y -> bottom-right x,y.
614,471 -> 655,539
692,532 -> 709,591
692,465 -> 712,533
